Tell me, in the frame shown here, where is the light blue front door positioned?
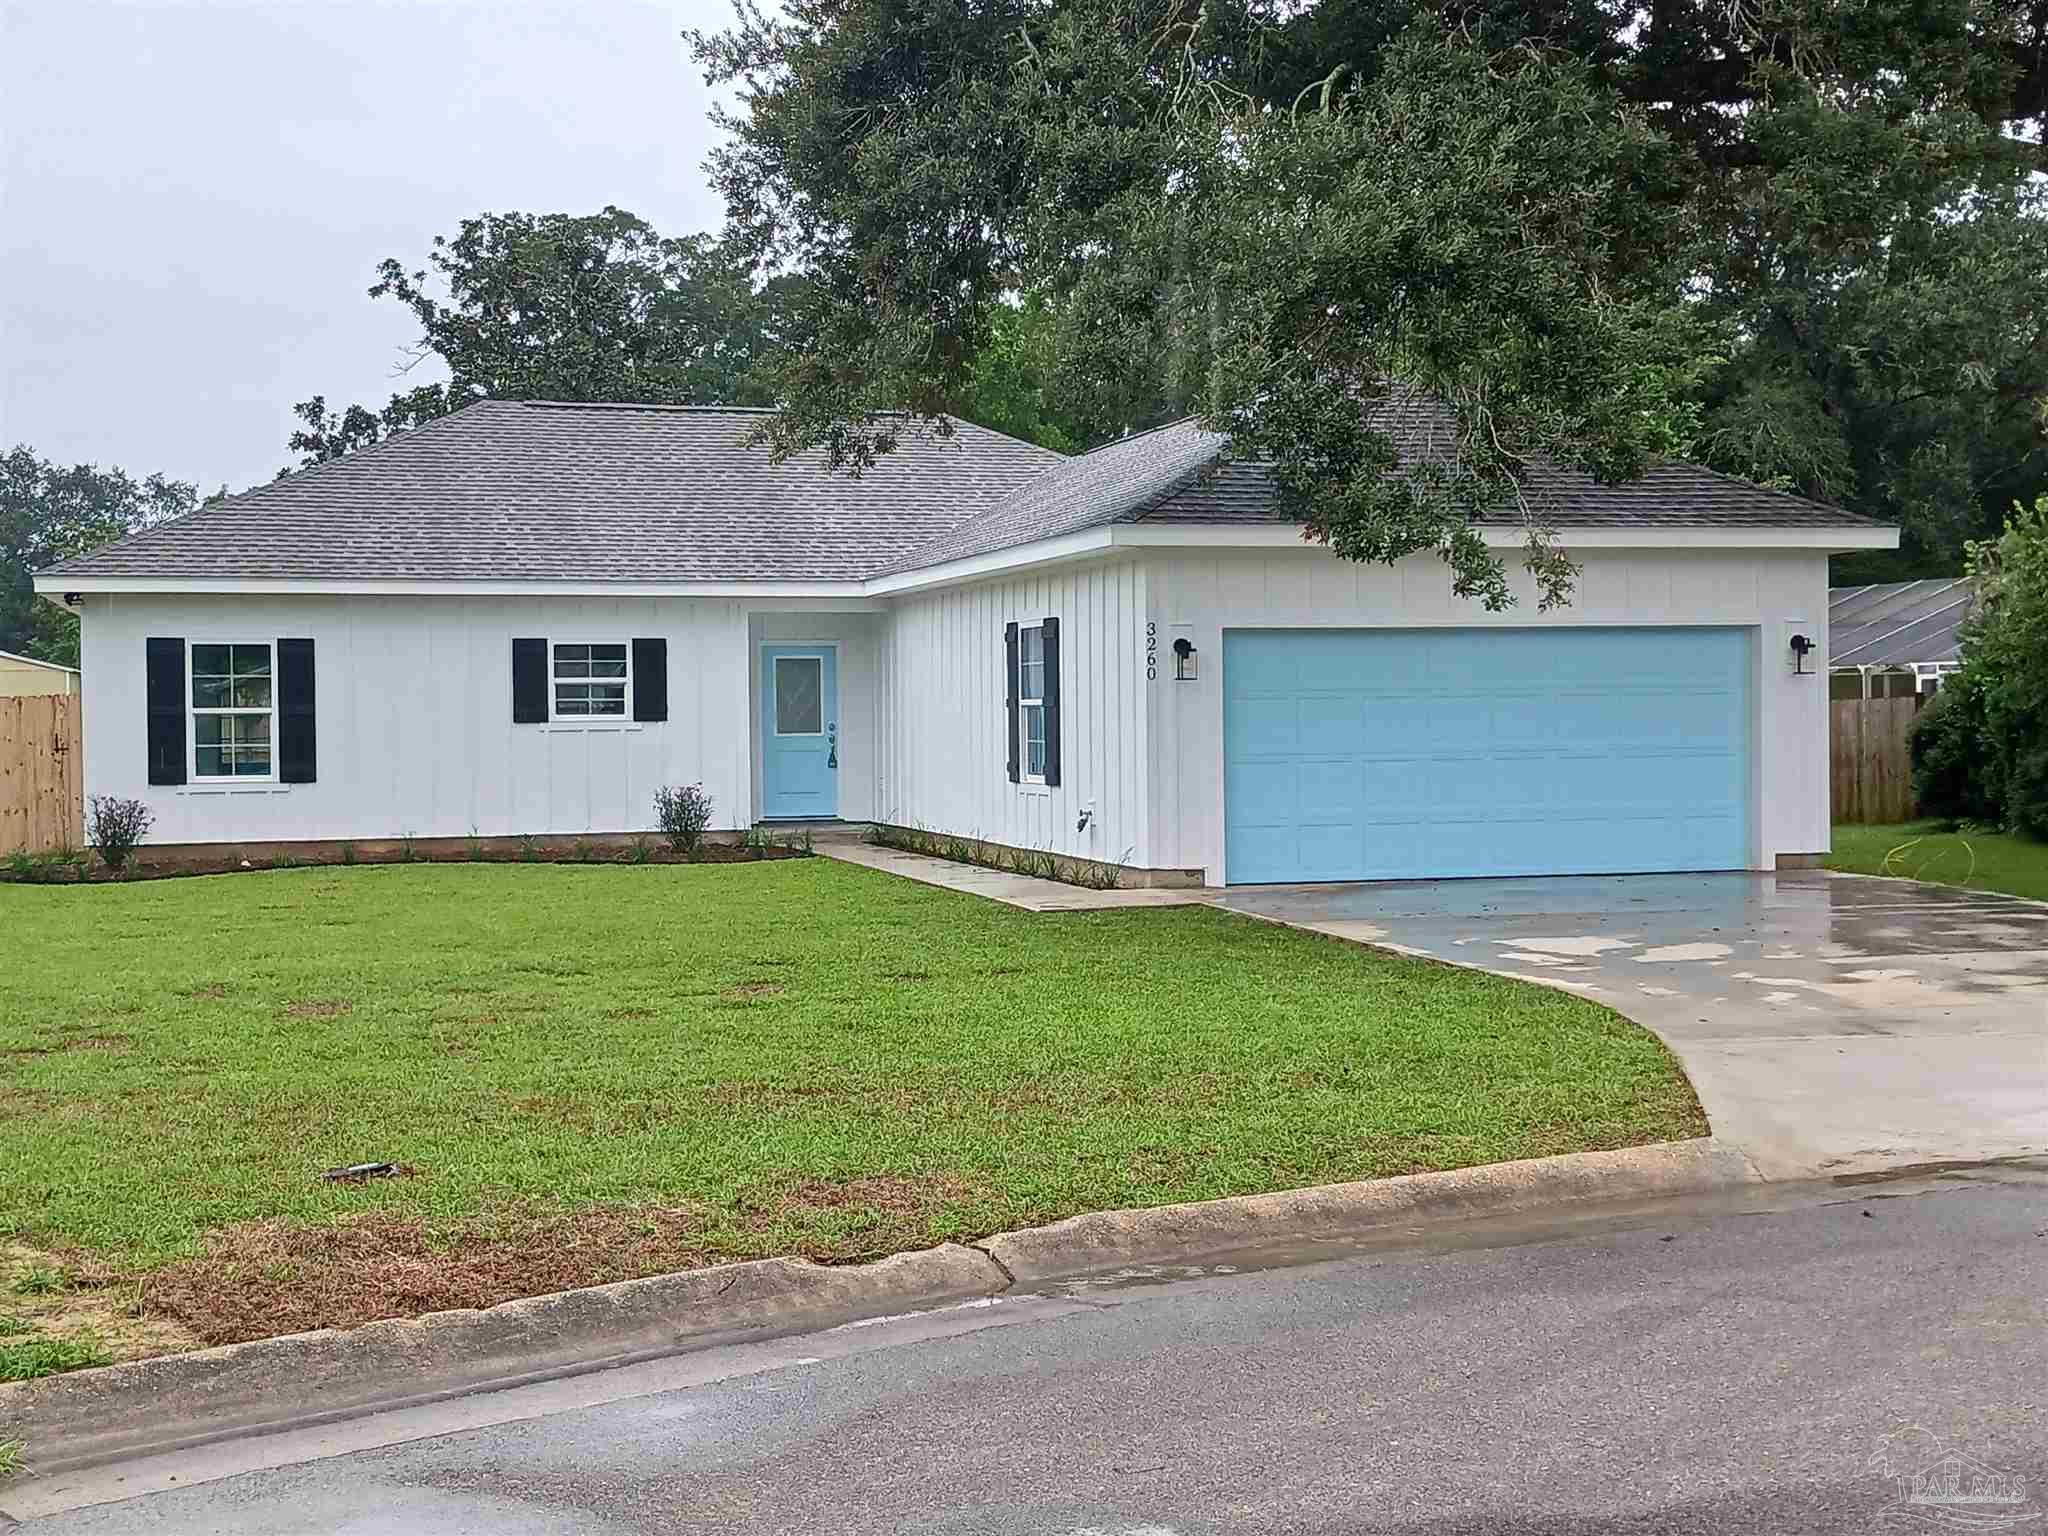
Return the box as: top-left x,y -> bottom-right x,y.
760,645 -> 838,819
1223,627 -> 1751,883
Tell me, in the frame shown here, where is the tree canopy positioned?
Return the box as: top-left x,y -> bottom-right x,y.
284,207 -> 812,470
2,448 -> 198,665
693,0 -> 2048,601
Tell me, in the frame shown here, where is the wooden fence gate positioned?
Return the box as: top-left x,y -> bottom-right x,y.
1830,695 -> 1922,825
0,695 -> 84,856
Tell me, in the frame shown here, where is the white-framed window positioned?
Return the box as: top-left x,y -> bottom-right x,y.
190,642 -> 275,781
1019,624 -> 1047,783
552,642 -> 630,719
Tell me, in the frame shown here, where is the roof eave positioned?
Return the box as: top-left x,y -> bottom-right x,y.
33,520 -> 1902,601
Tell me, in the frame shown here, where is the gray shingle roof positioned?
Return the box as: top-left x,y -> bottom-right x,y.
43,401 -> 1063,583
1147,457 -> 1886,529
901,394 -> 1881,572
892,417 -> 1227,572
1142,392 -> 1884,531
44,393 -> 1885,587
1829,578 -> 1971,666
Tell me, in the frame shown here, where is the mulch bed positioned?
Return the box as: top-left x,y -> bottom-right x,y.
1,842 -> 808,884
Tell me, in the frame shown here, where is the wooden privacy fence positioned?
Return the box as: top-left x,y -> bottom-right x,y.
0,694 -> 84,856
1831,695 -> 1923,825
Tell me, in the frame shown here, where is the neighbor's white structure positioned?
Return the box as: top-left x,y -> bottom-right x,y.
0,648 -> 80,698
39,400 -> 1895,886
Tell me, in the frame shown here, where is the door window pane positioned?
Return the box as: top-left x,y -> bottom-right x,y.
775,657 -> 823,735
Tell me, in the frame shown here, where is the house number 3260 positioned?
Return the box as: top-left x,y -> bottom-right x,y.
1145,622 -> 1158,680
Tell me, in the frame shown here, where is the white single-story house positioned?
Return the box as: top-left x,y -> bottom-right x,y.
35,398 -> 1896,885
0,648 -> 80,698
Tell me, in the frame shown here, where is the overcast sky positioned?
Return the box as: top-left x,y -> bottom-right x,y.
2,0 -> 736,496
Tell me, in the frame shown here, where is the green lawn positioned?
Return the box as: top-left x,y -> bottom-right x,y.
1828,822 -> 2048,902
1,860 -> 1702,1353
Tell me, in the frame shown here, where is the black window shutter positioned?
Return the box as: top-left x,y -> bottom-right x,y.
1040,616 -> 1061,787
277,638 -> 317,783
512,638 -> 549,723
145,636 -> 186,786
632,638 -> 667,722
1004,621 -> 1020,784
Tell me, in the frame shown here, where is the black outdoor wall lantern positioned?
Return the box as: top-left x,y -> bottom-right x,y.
1172,636 -> 1198,681
1789,633 -> 1815,675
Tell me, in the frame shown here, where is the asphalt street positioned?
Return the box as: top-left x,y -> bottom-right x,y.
12,1167 -> 2045,1535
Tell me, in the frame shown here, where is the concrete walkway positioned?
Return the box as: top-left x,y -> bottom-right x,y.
816,839 -> 1213,912
1219,872 -> 2048,1180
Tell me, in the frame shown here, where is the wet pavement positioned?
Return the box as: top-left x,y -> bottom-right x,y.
1219,872 -> 2048,1178
14,1167 -> 2045,1534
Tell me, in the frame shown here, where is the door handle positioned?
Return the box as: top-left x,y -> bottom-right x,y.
827,722 -> 838,770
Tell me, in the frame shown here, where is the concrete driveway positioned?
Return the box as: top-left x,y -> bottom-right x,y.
1218,872 -> 2048,1180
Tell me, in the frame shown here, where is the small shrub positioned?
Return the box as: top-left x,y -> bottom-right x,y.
1911,674 -> 1998,826
655,784 -> 714,857
628,833 -> 654,864
0,1437 -> 21,1482
518,832 -> 541,863
85,795 -> 152,871
466,825 -> 484,862
398,831 -> 419,863
5,851 -> 37,881
338,840 -> 358,867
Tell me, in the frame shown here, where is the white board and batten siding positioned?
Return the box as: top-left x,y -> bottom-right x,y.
1143,546 -> 1832,884
77,594 -> 754,845
878,558 -> 1152,867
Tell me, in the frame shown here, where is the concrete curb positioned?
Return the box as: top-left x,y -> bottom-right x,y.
976,1137 -> 1758,1285
0,1138 -> 1754,1475
0,1243 -> 1003,1476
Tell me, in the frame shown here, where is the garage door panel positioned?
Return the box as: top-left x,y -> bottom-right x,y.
1232,696 -> 1301,752
1296,759 -> 1369,822
1296,696 -> 1371,754
1223,627 -> 1751,882
1226,760 -> 1299,829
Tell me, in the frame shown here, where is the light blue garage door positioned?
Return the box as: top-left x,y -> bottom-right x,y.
1223,627 -> 1751,884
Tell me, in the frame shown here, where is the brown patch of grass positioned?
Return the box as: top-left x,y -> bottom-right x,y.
0,1086 -> 59,1116
607,1006 -> 656,1020
719,981 -> 785,1001
884,970 -> 931,982
183,983 -> 228,1000
4,1033 -> 132,1059
735,1173 -> 992,1260
0,1243 -> 200,1365
142,1204 -> 717,1347
285,999 -> 353,1019
701,1076 -> 928,1117
503,1094 -> 674,1133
